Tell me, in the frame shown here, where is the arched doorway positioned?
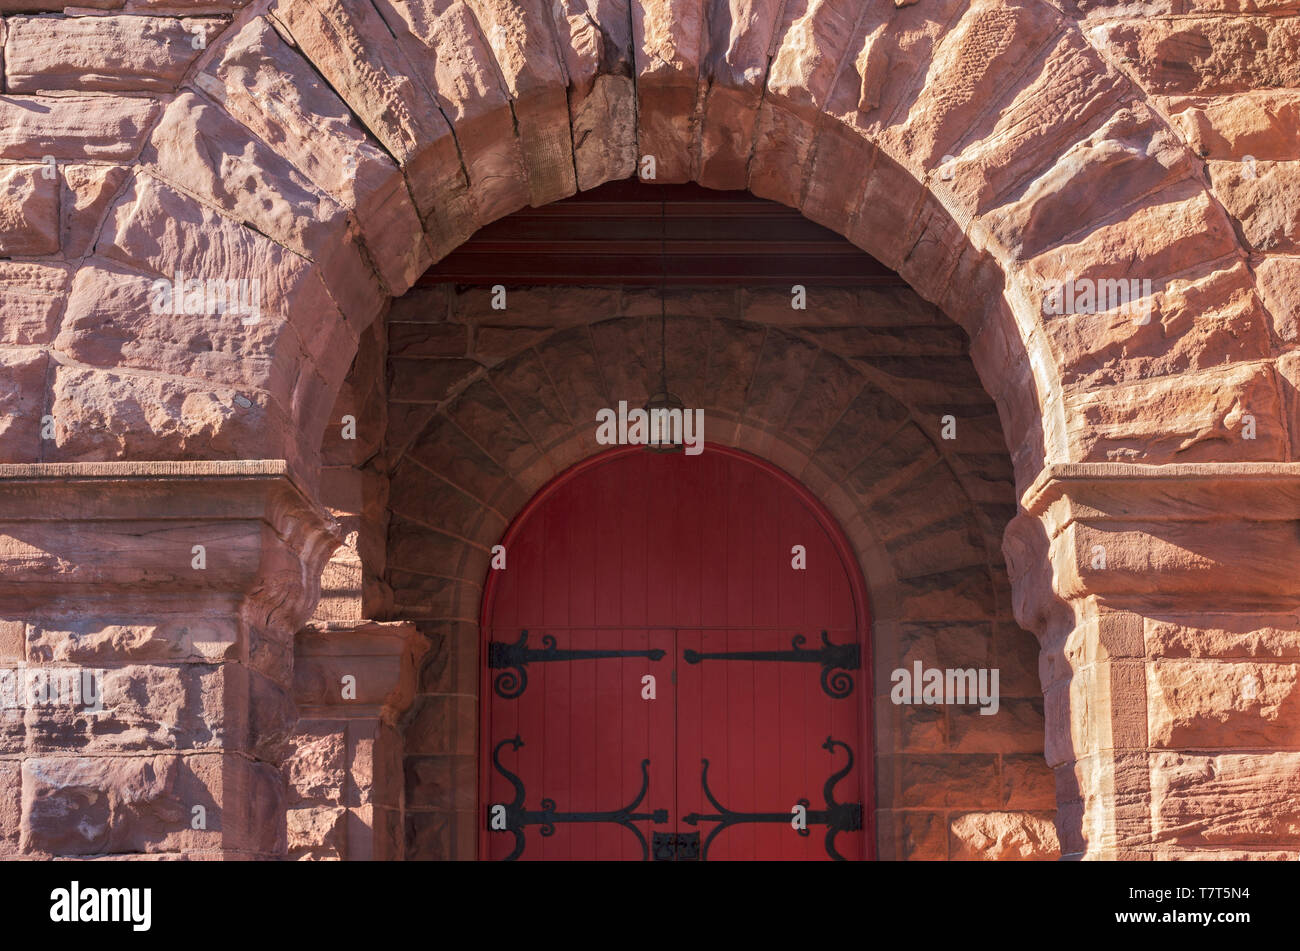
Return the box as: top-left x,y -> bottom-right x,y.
479,445 -> 873,861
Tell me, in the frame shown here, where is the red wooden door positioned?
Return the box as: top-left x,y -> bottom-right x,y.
480,446 -> 871,860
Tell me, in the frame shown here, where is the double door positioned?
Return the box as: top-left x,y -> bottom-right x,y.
479,447 -> 871,860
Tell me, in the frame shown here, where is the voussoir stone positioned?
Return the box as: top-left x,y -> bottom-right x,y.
273,0 -> 479,255
199,16 -> 430,294
143,92 -> 384,329
371,0 -> 532,224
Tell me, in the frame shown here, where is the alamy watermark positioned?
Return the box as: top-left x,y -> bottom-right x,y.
1041,275 -> 1154,324
149,270 -> 262,325
595,400 -> 705,455
890,662 -> 999,715
0,665 -> 104,714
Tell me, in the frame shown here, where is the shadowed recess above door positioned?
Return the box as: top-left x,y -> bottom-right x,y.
417,180 -> 907,287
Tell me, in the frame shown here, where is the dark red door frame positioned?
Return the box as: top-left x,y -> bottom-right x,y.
476,444 -> 876,859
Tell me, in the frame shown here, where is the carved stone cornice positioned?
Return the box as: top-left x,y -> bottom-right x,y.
0,460 -> 340,609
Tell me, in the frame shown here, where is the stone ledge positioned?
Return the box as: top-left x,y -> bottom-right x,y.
0,459 -> 327,526
1021,462 -> 1300,519
0,459 -> 291,481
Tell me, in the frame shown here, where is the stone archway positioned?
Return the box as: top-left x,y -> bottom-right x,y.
373,271 -> 1055,860
3,0 -> 1297,860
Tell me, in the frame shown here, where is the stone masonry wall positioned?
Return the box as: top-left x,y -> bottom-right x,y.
2,0 -> 1300,858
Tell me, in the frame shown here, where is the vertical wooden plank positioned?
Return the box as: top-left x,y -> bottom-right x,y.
621,454 -> 649,626
673,455 -> 706,629
700,452 -> 729,629
594,456 -> 623,626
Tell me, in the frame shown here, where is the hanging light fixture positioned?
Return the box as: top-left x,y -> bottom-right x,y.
645,195 -> 685,453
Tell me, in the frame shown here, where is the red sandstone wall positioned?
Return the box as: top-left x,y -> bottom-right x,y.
1,0 -> 1299,861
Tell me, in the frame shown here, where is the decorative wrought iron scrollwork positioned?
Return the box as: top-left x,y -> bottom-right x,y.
682,630 -> 860,699
488,630 -> 667,698
489,736 -> 669,860
683,736 -> 863,860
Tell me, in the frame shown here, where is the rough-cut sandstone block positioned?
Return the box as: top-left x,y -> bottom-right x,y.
878,809 -> 947,860
285,722 -> 346,803
1146,616 -> 1300,659
0,348 -> 48,463
0,761 -> 18,855
949,811 -> 1060,859
0,164 -> 58,255
1270,352 -> 1300,461
1091,17 -> 1300,95
47,364 -> 289,463
462,0 -> 577,204
1147,659 -> 1300,748
993,105 -> 1201,262
0,262 -> 67,345
199,17 -> 429,294
1254,255 -> 1300,341
691,0 -> 783,189
1002,753 -> 1057,809
26,617 -> 240,664
1150,752 -> 1300,846
630,0 -> 705,183
1208,159 -> 1300,253
0,1 -> 122,9
748,0 -> 864,204
893,754 -> 1004,808
936,31 -> 1128,217
3,15 -> 218,92
21,753 -> 284,856
1164,90 -> 1300,161
143,93 -> 383,331
20,663 -> 282,755
92,175 -> 356,391
56,261 -> 306,415
551,0 -> 636,189
0,95 -> 159,161
60,164 -> 128,258
287,805 -> 345,855
840,0 -> 970,131
1042,260 -> 1271,389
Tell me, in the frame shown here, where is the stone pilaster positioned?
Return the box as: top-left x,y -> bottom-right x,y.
1006,463 -> 1300,859
288,620 -> 424,860
0,461 -> 339,858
